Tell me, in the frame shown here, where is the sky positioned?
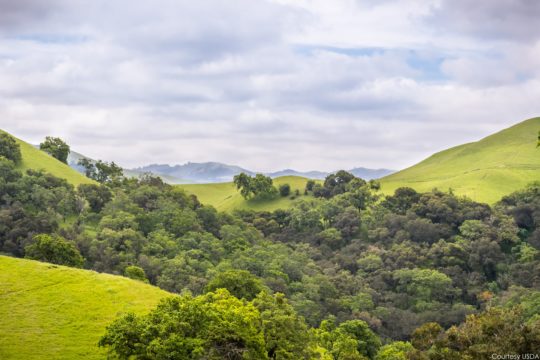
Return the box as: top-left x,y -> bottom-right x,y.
0,0 -> 539,172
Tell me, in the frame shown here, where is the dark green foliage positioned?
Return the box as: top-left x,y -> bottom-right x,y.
78,183 -> 112,212
409,307 -> 540,358
78,158 -> 123,183
39,136 -> 70,163
0,132 -> 22,164
279,183 -> 291,197
25,234 -> 84,267
233,173 -> 278,199
305,179 -> 316,192
314,170 -> 365,199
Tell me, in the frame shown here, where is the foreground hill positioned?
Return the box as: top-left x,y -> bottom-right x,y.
0,256 -> 169,360
380,117 -> 540,204
179,175 -> 318,212
2,130 -> 94,187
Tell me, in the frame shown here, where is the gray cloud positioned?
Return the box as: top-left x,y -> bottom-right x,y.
427,0 -> 540,42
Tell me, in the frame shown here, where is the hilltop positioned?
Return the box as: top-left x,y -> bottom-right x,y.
2,131 -> 94,187
0,256 -> 169,360
178,175 -> 319,212
380,117 -> 540,204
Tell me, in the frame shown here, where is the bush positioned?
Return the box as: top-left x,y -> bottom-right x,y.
279,183 -> 291,197
25,234 -> 84,267
124,265 -> 148,282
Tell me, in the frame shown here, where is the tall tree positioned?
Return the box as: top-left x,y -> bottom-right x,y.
0,132 -> 22,164
39,136 -> 70,164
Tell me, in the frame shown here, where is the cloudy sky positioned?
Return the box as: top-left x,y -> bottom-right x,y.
0,0 -> 539,172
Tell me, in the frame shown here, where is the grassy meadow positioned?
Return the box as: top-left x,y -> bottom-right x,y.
0,256 -> 170,360
178,175 -> 320,212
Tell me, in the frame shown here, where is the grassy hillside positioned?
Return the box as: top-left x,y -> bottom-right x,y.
380,117 -> 540,204
0,256 -> 169,360
2,130 -> 95,187
179,176 -> 319,212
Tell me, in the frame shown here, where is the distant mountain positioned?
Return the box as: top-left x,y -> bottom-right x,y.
349,167 -> 394,180
133,162 -> 254,184
133,163 -> 395,184
60,147 -> 395,184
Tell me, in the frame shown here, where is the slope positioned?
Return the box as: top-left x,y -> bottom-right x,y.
2,130 -> 95,187
380,117 -> 540,204
0,256 -> 169,360
179,176 -> 319,212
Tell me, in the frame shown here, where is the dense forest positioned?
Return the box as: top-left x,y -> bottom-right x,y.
1,133 -> 539,359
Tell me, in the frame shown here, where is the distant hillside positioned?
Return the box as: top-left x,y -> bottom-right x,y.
136,163 -> 394,184
380,117 -> 540,204
0,256 -> 169,360
2,131 -> 94,187
133,162 -> 253,184
179,175 -> 320,212
348,167 -> 394,180
267,169 -> 329,179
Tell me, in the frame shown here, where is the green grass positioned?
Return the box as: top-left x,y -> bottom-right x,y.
0,256 -> 170,360
380,117 -> 540,204
2,130 -> 95,187
179,176 -> 319,212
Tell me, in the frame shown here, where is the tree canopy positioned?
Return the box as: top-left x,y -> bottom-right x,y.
39,136 -> 70,164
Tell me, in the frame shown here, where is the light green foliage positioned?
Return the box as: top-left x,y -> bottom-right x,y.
39,136 -> 70,164
25,234 -> 84,267
100,289 -> 267,360
393,268 -> 453,304
313,318 -> 381,360
124,265 -> 148,282
0,256 -> 168,360
380,117 -> 540,204
179,176 -> 320,212
374,341 -> 413,360
252,292 -> 314,359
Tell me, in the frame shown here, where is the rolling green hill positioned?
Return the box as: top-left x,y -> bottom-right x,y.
179,176 -> 319,212
380,117 -> 540,204
1,130 -> 95,187
0,256 -> 169,360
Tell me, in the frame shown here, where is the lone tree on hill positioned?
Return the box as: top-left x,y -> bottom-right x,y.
78,158 -> 123,183
40,136 -> 70,164
233,172 -> 278,199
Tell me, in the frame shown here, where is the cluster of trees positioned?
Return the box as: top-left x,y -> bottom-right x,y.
1,133 -> 539,358
233,173 -> 278,199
